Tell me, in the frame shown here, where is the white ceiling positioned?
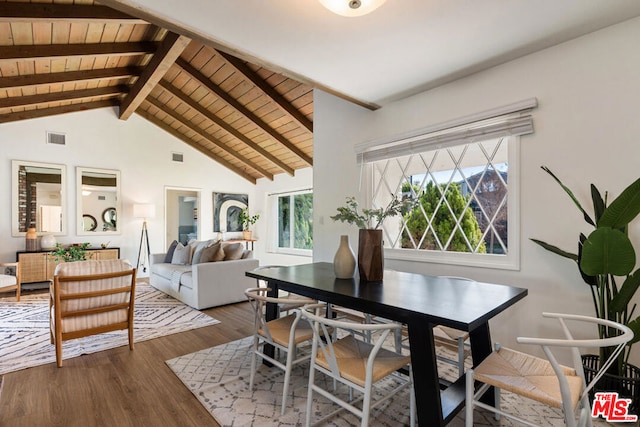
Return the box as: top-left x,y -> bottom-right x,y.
113,0 -> 640,107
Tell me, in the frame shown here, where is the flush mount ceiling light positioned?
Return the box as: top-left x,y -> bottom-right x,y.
319,0 -> 387,17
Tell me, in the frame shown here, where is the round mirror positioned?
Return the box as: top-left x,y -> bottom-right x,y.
83,214 -> 97,232
102,207 -> 117,230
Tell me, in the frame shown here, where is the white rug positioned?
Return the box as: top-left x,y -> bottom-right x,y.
167,337 -> 614,426
0,284 -> 219,374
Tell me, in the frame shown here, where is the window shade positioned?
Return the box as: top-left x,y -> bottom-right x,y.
355,98 -> 537,164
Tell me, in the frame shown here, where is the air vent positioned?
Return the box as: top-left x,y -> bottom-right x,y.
46,131 -> 66,145
172,152 -> 184,163
98,196 -> 106,201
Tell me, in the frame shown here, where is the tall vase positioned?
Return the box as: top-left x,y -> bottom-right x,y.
333,235 -> 356,279
25,227 -> 38,252
358,229 -> 384,282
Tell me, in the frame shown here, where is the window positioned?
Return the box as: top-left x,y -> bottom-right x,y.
274,190 -> 313,254
356,99 -> 536,269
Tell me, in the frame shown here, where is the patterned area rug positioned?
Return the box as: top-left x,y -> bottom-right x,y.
167,337 -> 615,426
0,284 -> 219,374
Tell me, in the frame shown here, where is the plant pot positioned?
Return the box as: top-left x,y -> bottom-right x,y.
243,230 -> 252,240
582,354 -> 640,416
358,229 -> 383,282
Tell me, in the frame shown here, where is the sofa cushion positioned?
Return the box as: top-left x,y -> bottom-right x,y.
149,263 -> 191,281
171,243 -> 190,265
191,239 -> 214,264
199,241 -> 224,263
223,242 -> 244,260
164,240 -> 178,263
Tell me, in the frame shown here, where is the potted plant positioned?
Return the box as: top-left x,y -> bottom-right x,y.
531,166 -> 640,411
50,242 -> 92,262
331,195 -> 415,281
239,208 -> 260,240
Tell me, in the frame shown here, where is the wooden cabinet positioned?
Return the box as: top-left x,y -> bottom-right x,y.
17,248 -> 120,283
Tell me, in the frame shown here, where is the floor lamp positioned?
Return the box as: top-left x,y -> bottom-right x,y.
134,204 -> 156,273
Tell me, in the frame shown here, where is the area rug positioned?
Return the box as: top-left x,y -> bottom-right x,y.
167,337 -> 614,426
0,283 -> 219,374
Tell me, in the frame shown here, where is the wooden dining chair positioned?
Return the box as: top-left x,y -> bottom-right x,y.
300,303 -> 415,427
244,287 -> 316,415
50,259 -> 136,367
465,312 -> 634,427
0,262 -> 20,301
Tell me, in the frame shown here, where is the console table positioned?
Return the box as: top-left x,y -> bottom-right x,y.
16,247 -> 120,284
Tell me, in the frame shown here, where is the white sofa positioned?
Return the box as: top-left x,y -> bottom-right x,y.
149,242 -> 259,310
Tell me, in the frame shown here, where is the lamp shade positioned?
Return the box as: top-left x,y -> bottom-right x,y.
319,0 -> 386,17
133,203 -> 156,219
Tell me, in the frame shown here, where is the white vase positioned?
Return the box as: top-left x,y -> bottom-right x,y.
41,234 -> 57,250
333,235 -> 356,279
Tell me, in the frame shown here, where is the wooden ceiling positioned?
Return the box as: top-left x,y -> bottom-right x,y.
0,0 -> 314,183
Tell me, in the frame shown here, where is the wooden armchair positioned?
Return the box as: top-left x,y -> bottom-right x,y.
50,259 -> 136,367
0,262 -> 20,301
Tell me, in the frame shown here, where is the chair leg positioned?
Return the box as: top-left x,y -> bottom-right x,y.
361,380 -> 372,427
249,337 -> 259,390
128,324 -> 134,350
457,337 -> 465,377
465,368 -> 474,427
281,345 -> 296,415
409,367 -> 416,427
55,337 -> 63,368
305,366 -> 316,427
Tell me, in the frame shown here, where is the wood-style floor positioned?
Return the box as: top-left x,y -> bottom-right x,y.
0,297 -> 254,427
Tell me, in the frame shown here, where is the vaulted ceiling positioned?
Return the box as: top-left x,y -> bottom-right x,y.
0,0 -> 314,183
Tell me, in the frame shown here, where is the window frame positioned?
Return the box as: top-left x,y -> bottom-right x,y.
269,189 -> 313,257
364,136 -> 521,271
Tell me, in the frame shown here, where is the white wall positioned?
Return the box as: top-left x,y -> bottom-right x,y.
0,107 -> 261,275
313,17 -> 640,364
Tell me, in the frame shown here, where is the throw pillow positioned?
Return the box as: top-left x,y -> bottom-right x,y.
191,240 -> 212,265
199,241 -> 223,263
241,250 -> 253,259
171,243 -> 190,265
223,242 -> 244,260
164,240 -> 178,263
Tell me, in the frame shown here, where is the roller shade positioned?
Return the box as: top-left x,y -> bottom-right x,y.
356,98 -> 537,164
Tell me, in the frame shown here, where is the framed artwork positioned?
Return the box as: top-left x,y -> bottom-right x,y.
213,192 -> 248,232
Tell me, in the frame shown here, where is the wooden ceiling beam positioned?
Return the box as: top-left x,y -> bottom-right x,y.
119,32 -> 191,120
0,3 -> 147,24
144,96 -> 273,181
218,51 -> 313,133
0,67 -> 143,90
136,109 -> 257,184
175,58 -> 313,167
0,99 -> 118,124
0,42 -> 158,62
158,79 -> 295,176
0,86 -> 127,109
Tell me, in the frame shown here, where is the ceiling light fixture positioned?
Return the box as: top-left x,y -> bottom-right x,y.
319,0 -> 387,17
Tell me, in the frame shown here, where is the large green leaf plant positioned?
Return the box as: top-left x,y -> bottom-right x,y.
531,166 -> 640,373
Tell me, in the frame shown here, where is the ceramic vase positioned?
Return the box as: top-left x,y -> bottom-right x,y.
25,228 -> 38,252
333,235 -> 356,279
358,229 -> 384,282
41,234 -> 57,250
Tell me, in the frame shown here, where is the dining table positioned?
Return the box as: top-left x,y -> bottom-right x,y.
246,262 -> 528,426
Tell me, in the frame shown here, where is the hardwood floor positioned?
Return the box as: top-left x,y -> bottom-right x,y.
0,300 -> 255,427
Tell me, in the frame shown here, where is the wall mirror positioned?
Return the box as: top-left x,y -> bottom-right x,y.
77,167 -> 121,235
11,160 -> 67,237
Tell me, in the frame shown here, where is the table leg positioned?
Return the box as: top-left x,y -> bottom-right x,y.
263,282 -> 279,362
469,321 -> 495,406
407,321 -> 443,426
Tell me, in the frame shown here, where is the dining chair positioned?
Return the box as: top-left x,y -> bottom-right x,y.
465,312 -> 634,427
300,303 -> 415,427
0,262 -> 20,301
50,259 -> 136,367
244,287 -> 316,415
252,265 -> 308,316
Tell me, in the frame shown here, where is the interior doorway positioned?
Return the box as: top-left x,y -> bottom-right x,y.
165,187 -> 201,247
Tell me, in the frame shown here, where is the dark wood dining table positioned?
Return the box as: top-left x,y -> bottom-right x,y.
246,262 -> 527,426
